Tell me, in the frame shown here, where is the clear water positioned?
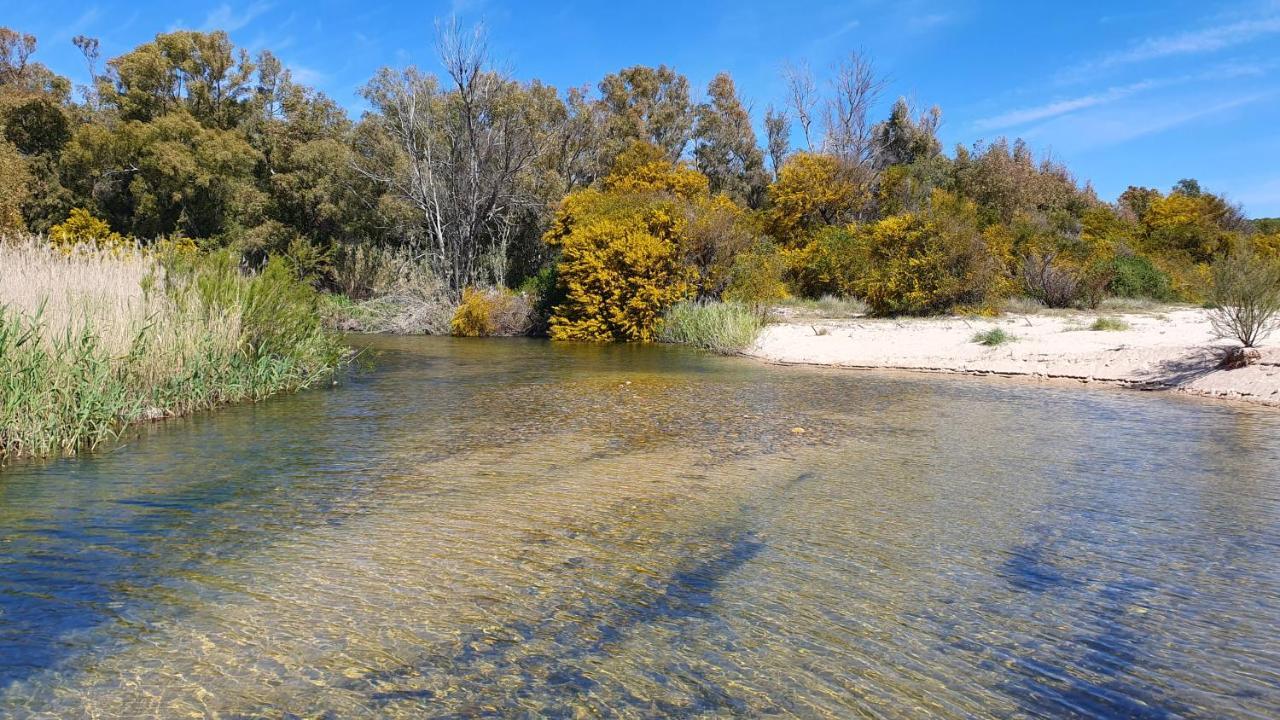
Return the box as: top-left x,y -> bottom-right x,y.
1,336 -> 1278,718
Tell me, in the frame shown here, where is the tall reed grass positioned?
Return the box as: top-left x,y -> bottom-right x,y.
1,238 -> 344,460
659,300 -> 765,355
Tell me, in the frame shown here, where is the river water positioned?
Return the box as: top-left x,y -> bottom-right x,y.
1,336 -> 1278,718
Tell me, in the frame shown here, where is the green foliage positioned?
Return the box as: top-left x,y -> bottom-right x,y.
693,72 -> 768,207
723,241 -> 789,307
0,139 -> 30,230
855,191 -> 1010,316
972,327 -> 1015,346
659,300 -> 764,354
0,247 -> 342,459
3,96 -> 69,154
1107,254 -> 1174,301
1208,244 -> 1280,348
1090,317 -> 1129,331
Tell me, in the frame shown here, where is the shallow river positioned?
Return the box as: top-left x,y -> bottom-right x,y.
2,337 -> 1279,718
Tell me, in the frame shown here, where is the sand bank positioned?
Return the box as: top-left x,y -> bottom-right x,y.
748,308 -> 1280,407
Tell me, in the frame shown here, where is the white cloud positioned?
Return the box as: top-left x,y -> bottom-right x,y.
974,80 -> 1157,131
976,62 -> 1274,131
1022,91 -> 1273,153
201,2 -> 274,32
813,19 -> 861,47
1073,15 -> 1280,76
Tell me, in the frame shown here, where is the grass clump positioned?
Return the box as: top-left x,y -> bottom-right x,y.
1089,317 -> 1130,331
0,238 -> 344,460
971,327 -> 1016,346
659,300 -> 764,355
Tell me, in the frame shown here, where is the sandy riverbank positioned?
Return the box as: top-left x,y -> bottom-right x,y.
747,307 -> 1280,407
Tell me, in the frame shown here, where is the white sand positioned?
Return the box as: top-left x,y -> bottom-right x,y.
747,308 -> 1280,407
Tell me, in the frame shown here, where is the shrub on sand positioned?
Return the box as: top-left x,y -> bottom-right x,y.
971,327 -> 1015,346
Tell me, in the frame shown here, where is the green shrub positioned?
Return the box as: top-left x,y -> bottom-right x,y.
1089,317 -> 1129,331
723,241 -> 789,308
1108,255 -> 1174,301
972,327 -> 1015,346
659,301 -> 764,354
1208,245 -> 1280,348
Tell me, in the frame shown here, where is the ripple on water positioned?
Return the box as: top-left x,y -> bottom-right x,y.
1,336 -> 1279,718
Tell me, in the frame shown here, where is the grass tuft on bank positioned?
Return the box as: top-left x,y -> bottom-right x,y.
660,301 -> 765,355
0,238 -> 344,460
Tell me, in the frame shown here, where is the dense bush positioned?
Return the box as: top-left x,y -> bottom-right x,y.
1107,254 -> 1174,301
545,189 -> 695,341
1,239 -> 343,458
450,287 -> 534,337
855,192 -> 1009,316
723,241 -> 789,308
785,225 -> 867,299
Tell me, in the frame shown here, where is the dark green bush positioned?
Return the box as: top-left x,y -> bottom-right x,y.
1107,255 -> 1174,301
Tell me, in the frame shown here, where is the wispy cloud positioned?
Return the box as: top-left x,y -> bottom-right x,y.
201,2 -> 274,32
1077,15 -> 1280,74
975,80 -> 1158,131
287,63 -> 328,87
976,62 -> 1273,131
908,13 -> 951,31
813,19 -> 861,47
1022,91 -> 1274,153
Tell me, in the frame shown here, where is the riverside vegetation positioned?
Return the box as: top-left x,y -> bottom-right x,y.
3,24 -> 1280,456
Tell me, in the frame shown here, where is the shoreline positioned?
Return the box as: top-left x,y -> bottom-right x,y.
745,308 -> 1280,408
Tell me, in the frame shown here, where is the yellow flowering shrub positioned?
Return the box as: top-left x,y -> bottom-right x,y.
765,153 -> 865,247
855,191 -> 1009,316
723,241 -> 789,308
48,208 -> 128,251
547,149 -> 756,342
545,189 -> 695,341
450,287 -> 533,337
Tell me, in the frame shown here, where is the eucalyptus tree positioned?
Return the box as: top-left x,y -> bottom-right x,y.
693,72 -> 767,207
355,22 -> 561,294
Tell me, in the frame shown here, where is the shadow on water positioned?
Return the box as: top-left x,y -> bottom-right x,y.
2,336 -> 1280,717
340,525 -> 767,717
984,524 -> 1189,718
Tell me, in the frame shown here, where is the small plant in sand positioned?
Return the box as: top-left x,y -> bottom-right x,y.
1208,244 -> 1280,352
1090,317 -> 1129,331
972,327 -> 1015,346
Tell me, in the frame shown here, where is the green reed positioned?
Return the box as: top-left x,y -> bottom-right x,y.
1,250 -> 344,460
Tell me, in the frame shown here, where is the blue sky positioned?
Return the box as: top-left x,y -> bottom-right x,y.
12,0 -> 1280,216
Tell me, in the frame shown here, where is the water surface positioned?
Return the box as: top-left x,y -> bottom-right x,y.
2,337 -> 1279,718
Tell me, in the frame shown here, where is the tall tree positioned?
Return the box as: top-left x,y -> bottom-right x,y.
821,50 -> 883,168
693,72 -> 767,207
101,30 -> 255,128
597,64 -> 693,166
763,104 -> 790,180
781,61 -> 816,151
355,21 -> 557,294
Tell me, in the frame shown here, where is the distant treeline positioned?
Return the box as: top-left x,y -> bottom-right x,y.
2,24 -> 1278,337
